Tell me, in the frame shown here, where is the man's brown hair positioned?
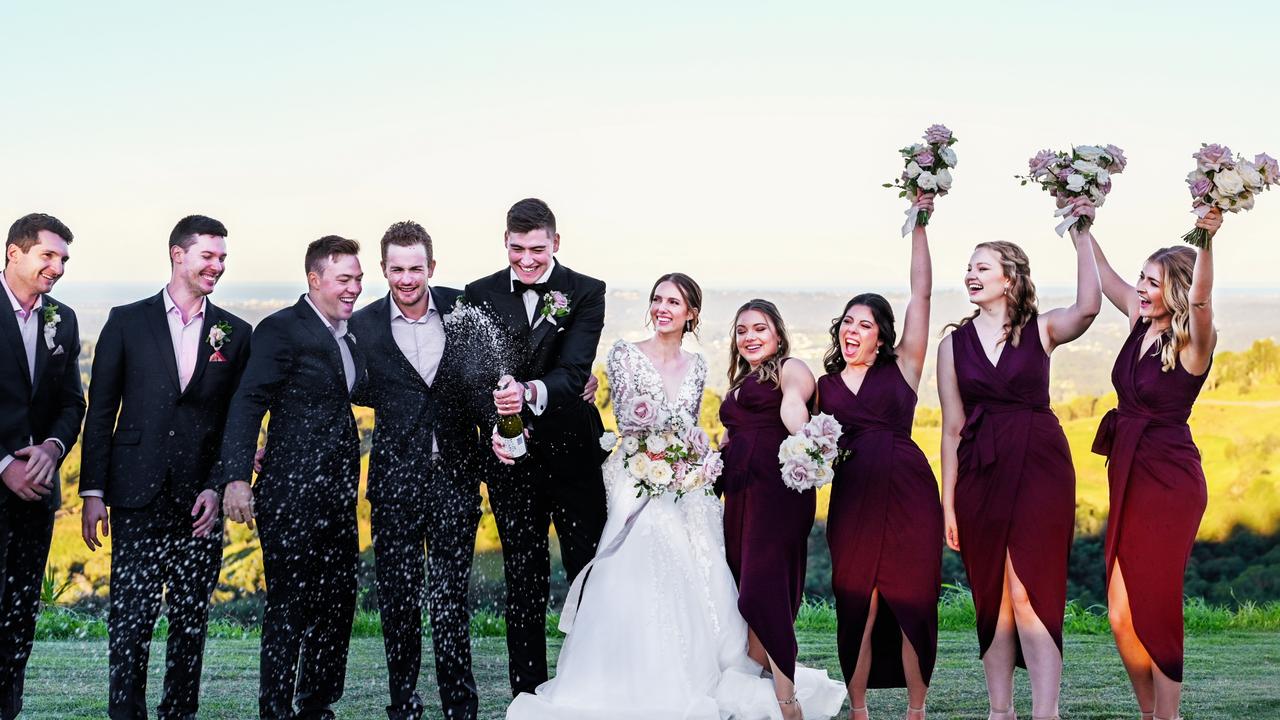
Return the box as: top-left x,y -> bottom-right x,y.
305,235 -> 361,275
7,213 -> 74,258
380,221 -> 433,264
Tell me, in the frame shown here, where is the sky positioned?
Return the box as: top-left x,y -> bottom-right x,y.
3,1 -> 1279,293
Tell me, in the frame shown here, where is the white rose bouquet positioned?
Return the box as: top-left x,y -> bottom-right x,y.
777,413 -> 843,492
884,124 -> 958,236
603,399 -> 722,499
1016,144 -> 1127,236
1182,143 -> 1277,248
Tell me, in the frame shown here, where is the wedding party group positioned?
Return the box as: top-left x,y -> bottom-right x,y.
0,150 -> 1235,720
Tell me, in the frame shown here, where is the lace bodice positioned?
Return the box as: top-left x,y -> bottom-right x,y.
606,339 -> 707,433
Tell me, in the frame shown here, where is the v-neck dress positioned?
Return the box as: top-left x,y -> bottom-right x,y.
952,316 -> 1075,666
818,362 -> 943,688
1092,320 -> 1209,682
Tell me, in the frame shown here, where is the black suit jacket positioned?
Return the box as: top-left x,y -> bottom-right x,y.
462,262 -> 606,461
349,286 -> 473,506
80,292 -> 251,508
215,296 -> 368,511
0,292 -> 86,507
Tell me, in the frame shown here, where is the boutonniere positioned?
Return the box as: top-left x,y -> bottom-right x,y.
42,303 -> 61,350
208,320 -> 233,362
347,332 -> 357,345
540,291 -> 571,321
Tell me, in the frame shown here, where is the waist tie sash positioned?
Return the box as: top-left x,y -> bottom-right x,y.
959,402 -> 1051,471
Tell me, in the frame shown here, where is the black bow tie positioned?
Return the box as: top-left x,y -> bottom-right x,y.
512,280 -> 549,295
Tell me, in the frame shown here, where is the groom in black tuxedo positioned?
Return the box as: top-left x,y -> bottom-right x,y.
349,221 -> 481,720
79,215 -> 251,720
217,236 -> 367,720
0,213 -> 86,720
464,198 -> 608,695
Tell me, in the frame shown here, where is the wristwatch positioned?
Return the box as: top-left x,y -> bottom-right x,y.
522,383 -> 535,405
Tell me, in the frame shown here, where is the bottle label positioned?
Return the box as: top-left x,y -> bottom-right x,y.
503,433 -> 528,459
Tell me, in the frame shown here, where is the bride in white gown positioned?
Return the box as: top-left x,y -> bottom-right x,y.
508,274 -> 844,720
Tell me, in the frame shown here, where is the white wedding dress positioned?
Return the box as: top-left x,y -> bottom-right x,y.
507,340 -> 845,720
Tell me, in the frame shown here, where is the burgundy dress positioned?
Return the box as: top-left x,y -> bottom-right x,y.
1092,321 -> 1208,683
719,368 -> 817,682
818,363 -> 942,688
952,317 -> 1075,666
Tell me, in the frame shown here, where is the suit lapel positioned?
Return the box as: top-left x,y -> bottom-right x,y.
182,301 -> 218,397
145,293 -> 183,394
30,296 -> 51,397
528,264 -> 568,351
380,295 -> 429,390
294,298 -> 347,393
0,299 -> 31,392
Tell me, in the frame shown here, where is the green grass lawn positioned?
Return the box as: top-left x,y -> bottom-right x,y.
22,630 -> 1280,719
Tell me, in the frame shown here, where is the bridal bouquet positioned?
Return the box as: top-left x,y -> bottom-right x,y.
777,413 -> 843,492
884,124 -> 958,236
1182,144 -> 1278,248
604,399 -> 723,499
1016,144 -> 1127,236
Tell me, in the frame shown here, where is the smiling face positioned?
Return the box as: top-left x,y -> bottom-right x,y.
649,280 -> 693,337
5,230 -> 69,297
1136,261 -> 1169,321
308,253 -> 363,323
964,246 -> 1009,306
382,242 -> 434,311
735,309 -> 779,367
172,234 -> 227,297
839,304 -> 881,366
505,229 -> 558,284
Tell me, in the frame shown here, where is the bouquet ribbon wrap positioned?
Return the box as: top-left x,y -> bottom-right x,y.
558,496 -> 651,632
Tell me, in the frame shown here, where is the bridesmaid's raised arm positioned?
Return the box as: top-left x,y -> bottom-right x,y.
897,192 -> 935,390
1090,227 -> 1140,322
1185,208 -> 1221,374
778,358 -> 816,434
937,335 -> 964,552
1042,198 -> 1102,352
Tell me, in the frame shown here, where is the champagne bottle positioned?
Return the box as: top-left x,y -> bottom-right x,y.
497,382 -> 528,462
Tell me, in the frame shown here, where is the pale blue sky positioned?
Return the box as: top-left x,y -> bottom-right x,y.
3,1 -> 1277,290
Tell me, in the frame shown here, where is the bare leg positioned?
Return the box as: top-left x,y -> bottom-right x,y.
749,627 -> 801,720
1108,561 -> 1157,717
1151,662 -> 1182,720
847,590 -> 878,717
901,628 -> 928,718
983,562 -> 1017,719
747,627 -> 769,670
1005,555 -> 1061,719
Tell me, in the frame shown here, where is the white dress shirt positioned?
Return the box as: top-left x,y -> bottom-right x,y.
305,295 -> 356,393
507,260 -> 555,416
1,270 -> 65,475
162,287 -> 207,391
390,293 -> 444,452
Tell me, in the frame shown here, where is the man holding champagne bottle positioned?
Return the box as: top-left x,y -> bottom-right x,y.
463,198 -> 609,697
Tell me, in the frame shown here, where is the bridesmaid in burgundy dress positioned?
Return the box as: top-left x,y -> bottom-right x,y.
719,299 -> 818,720
938,206 -> 1101,720
816,193 -> 940,719
1089,208 -> 1223,720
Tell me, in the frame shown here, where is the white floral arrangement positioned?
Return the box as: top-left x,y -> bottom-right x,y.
601,397 -> 723,499
884,123 -> 958,236
1017,144 -> 1127,236
777,413 -> 843,492
1182,144 -> 1277,248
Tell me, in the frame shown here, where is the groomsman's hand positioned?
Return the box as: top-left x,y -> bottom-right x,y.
191,489 -> 221,537
16,441 -> 59,489
253,447 -> 266,474
82,496 -> 110,551
223,481 -> 255,530
581,373 -> 599,403
491,428 -> 530,466
494,375 -> 525,416
1,458 -> 50,501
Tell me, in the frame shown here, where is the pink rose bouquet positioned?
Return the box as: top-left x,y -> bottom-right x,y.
884,124 -> 958,236
1016,144 -> 1126,236
616,407 -> 721,499
1182,144 -> 1276,248
777,413 -> 843,492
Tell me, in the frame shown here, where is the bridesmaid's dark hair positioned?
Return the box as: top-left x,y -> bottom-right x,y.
945,241 -> 1039,347
648,272 -> 702,338
823,293 -> 898,374
1144,246 -> 1197,373
728,299 -> 791,390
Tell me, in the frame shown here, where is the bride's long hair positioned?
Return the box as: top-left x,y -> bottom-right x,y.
728,299 -> 792,390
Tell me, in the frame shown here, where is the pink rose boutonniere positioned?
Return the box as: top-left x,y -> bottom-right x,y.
540,291 -> 570,321
208,320 -> 233,362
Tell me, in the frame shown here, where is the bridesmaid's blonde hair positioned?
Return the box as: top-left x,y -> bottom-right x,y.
946,241 -> 1040,347
1144,246 -> 1197,373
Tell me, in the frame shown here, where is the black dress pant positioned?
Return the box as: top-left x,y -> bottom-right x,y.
485,454 -> 606,695
108,483 -> 223,720
256,498 -> 358,720
371,457 -> 482,720
0,495 -> 55,720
